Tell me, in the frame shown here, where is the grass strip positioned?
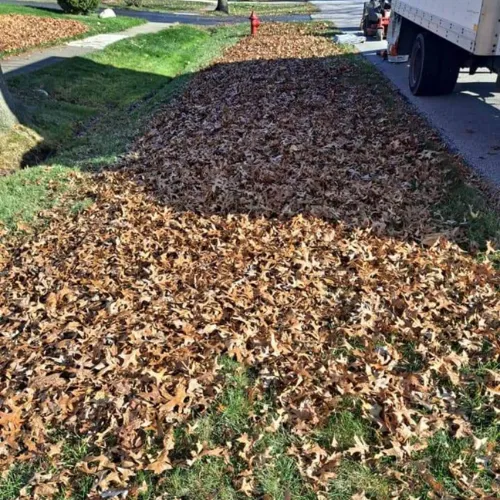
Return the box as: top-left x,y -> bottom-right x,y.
0,23 -> 246,232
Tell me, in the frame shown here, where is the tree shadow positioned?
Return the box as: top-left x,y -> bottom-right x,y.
5,42 -> 498,247
5,57 -> 68,80
455,80 -> 500,102
1,31 -> 499,500
5,56 -> 168,170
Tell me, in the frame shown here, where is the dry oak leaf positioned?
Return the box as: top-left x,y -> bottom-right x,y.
187,442 -> 230,466
146,432 -> 175,474
346,436 -> 370,458
421,232 -> 447,247
239,476 -> 255,497
0,14 -> 87,53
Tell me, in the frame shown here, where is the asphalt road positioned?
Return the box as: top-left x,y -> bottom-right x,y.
0,0 -> 310,24
312,0 -> 500,188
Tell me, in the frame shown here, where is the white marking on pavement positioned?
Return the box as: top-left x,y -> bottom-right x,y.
67,34 -> 130,49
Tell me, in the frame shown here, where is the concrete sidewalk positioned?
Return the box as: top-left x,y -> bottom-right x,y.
2,22 -> 173,76
310,0 -> 363,30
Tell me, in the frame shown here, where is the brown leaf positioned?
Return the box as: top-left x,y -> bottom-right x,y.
0,14 -> 87,54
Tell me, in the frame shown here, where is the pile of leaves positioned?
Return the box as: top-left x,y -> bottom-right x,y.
0,14 -> 87,54
0,23 -> 499,499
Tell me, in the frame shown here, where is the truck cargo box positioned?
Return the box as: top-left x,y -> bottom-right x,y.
392,0 -> 500,56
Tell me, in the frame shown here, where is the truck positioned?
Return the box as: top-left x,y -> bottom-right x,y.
387,0 -> 500,95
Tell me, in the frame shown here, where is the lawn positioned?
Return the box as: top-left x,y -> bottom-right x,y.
0,23 -> 247,230
0,22 -> 499,500
103,0 -> 318,16
0,3 -> 145,57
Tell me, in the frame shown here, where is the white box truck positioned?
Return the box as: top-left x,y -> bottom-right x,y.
388,0 -> 500,95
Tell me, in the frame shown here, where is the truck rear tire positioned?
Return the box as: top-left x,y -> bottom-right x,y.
409,32 -> 460,96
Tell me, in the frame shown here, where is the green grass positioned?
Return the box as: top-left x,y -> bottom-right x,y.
225,2 -> 315,16
411,431 -> 472,497
70,197 -> 94,214
408,427 -> 498,497
0,23 -> 246,233
0,4 -> 145,58
125,358 -> 314,500
173,357 -> 253,454
0,124 -> 44,176
257,455 -> 315,500
398,341 -> 426,373
103,0 -> 317,16
400,361 -> 500,497
62,476 -> 94,500
223,1 -> 316,16
0,432 -> 95,500
458,360 -> 500,440
314,410 -> 373,451
0,463 -> 36,500
109,358 -> 256,499
436,166 -> 500,252
160,458 -> 240,499
60,433 -> 92,468
9,23 -> 246,158
1,356 -> 496,499
127,358 -> 312,500
328,461 -> 391,500
0,165 -> 78,231
426,432 -> 470,486
215,358 -> 253,435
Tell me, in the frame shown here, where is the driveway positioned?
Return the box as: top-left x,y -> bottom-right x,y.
312,0 -> 500,188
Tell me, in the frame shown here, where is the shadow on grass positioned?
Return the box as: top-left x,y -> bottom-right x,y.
2,25 -> 499,250
10,57 -> 169,168
1,33 -> 499,500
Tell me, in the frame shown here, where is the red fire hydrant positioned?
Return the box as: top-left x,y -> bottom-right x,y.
249,10 -> 260,36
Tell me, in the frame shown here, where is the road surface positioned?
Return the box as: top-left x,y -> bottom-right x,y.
311,0 -> 500,188
0,0 -> 310,24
